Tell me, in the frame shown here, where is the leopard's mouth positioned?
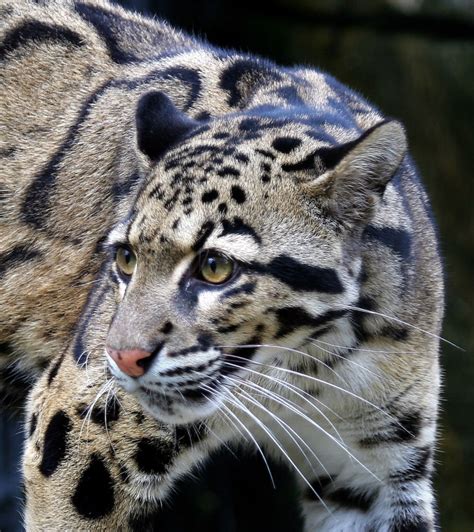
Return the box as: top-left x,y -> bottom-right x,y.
106,347 -> 229,424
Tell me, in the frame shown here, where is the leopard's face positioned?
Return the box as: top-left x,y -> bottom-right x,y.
102,114 -> 389,424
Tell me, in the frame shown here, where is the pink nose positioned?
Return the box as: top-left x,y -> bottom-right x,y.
106,346 -> 152,377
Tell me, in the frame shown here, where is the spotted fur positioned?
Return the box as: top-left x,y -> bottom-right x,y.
1,1 -> 443,530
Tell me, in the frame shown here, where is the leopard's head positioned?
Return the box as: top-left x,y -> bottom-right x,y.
104,91 -> 407,424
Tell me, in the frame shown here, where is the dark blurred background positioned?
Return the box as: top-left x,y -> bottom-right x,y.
1,0 -> 473,530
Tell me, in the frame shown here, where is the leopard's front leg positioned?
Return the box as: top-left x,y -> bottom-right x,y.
297,435 -> 437,531
23,350 -> 216,531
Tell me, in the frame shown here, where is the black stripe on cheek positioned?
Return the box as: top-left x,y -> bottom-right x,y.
253,255 -> 343,294
327,486 -> 379,512
230,185 -> 246,204
221,335 -> 261,376
73,283 -> 111,366
275,307 -> 346,338
29,413 -> 38,438
0,21 -> 84,61
0,246 -> 41,279
39,411 -> 72,477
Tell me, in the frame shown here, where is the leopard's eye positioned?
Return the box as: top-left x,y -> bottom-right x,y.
198,251 -> 234,285
115,246 -> 137,277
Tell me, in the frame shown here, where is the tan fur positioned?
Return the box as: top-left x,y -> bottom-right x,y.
1,1 -> 443,530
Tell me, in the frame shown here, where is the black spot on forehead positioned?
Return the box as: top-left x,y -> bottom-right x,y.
201,189 -> 219,203
235,152 -> 250,164
217,166 -> 240,178
160,321 -> 174,334
231,185 -> 246,204
256,148 -> 276,160
239,118 -> 260,132
213,131 -> 230,139
72,454 -> 115,519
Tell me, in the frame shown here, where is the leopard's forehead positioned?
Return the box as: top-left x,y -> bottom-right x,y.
129,117 -> 344,253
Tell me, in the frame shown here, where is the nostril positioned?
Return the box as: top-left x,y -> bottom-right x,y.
136,341 -> 165,373
106,346 -> 152,377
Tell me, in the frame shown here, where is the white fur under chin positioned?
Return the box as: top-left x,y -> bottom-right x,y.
137,390 -> 223,425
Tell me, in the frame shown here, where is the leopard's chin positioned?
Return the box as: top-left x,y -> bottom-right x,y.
134,387 -> 223,425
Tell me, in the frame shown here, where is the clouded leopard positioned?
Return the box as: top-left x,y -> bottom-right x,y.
0,0 -> 443,529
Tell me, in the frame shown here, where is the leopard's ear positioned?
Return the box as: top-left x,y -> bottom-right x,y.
135,90 -> 199,161
303,120 -> 407,226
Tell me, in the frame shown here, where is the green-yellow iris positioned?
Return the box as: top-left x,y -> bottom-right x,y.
199,252 -> 234,284
116,246 -> 137,276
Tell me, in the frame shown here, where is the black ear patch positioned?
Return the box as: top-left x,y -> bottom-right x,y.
135,91 -> 199,161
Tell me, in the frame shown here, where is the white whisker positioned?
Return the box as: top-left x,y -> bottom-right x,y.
198,381 -> 276,488
220,362 -> 379,482
344,305 -> 461,350
223,388 -> 332,511
223,374 -> 332,480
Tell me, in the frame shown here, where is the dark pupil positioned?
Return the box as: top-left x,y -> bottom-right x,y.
208,257 -> 218,273
123,250 -> 131,264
